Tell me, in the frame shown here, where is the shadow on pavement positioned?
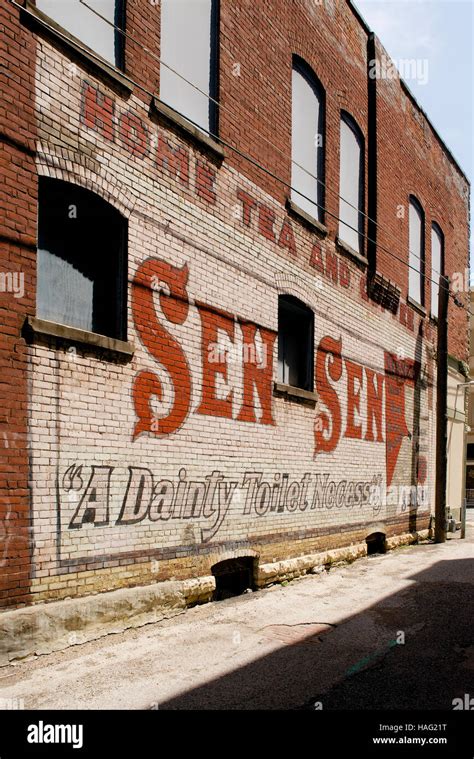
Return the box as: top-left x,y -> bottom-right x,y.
158,558 -> 474,710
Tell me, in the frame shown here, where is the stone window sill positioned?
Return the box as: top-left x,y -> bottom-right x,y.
407,296 -> 427,317
285,199 -> 328,237
150,98 -> 225,162
335,237 -> 367,269
21,2 -> 133,96
24,316 -> 134,360
273,381 -> 318,406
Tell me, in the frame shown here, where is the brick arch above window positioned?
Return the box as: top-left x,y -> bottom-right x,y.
274,271 -> 318,310
36,152 -> 137,220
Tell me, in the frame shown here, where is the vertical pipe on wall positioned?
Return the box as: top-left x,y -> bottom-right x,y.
366,32 -> 377,275
435,275 -> 449,542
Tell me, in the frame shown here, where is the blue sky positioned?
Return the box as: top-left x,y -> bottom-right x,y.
353,0 -> 473,265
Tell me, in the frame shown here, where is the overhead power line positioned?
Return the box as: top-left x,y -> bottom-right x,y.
9,0 -> 471,319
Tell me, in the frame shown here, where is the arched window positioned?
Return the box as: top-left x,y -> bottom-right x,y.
36,0 -> 126,68
160,0 -> 218,135
408,196 -> 425,305
338,112 -> 364,254
431,222 -> 444,318
277,295 -> 314,391
291,57 -> 325,223
37,178 -> 128,339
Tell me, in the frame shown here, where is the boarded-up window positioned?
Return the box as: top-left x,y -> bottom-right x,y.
160,0 -> 217,134
431,223 -> 443,318
291,59 -> 324,222
37,178 -> 127,339
36,0 -> 124,67
338,114 -> 364,254
408,197 -> 424,305
278,295 -> 314,391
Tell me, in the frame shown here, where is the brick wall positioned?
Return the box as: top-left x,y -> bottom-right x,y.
0,0 -> 37,607
0,0 -> 469,608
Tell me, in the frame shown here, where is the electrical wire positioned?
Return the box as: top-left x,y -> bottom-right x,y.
19,0 -> 460,301
10,0 -> 471,319
78,0 -> 462,281
76,0 -> 471,318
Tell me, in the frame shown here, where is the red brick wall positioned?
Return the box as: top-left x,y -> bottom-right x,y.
0,0 -> 469,609
103,0 -> 470,357
218,0 -> 370,232
125,0 -> 161,102
372,37 -> 470,360
0,0 -> 38,606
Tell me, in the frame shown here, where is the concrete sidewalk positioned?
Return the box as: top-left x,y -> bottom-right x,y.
0,520 -> 473,710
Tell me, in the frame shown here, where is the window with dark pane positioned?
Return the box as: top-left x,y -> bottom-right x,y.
277,295 -> 314,391
37,178 -> 127,340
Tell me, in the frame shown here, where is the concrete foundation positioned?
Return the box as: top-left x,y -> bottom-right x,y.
0,529 -> 429,665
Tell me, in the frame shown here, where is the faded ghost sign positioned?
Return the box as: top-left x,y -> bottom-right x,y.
131,257 -> 276,437
131,257 -> 422,488
314,336 -> 421,487
62,464 -> 383,547
56,256 -> 425,559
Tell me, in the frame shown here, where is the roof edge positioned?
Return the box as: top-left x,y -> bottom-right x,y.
347,0 -> 470,186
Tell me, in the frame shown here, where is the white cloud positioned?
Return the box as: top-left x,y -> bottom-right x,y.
353,0 -> 442,58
